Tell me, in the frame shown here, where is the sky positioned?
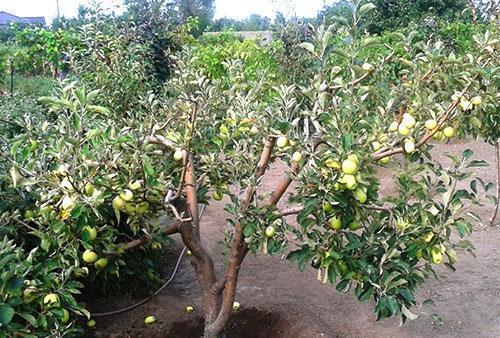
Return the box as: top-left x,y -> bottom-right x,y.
0,0 -> 337,22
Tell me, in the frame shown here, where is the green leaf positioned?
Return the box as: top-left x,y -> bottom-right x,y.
299,42 -> 315,54
0,303 -> 15,325
287,247 -> 313,271
359,3 -> 377,17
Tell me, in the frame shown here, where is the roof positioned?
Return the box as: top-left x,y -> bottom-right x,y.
0,11 -> 45,26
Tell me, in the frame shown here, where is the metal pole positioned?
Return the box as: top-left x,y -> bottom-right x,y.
9,58 -> 14,97
56,0 -> 61,18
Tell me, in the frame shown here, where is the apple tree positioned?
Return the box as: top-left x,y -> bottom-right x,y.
134,3 -> 497,336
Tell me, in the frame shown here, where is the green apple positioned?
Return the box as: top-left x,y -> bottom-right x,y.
173,149 -> 184,161
459,100 -> 472,111
353,188 -> 367,204
43,293 -> 59,306
341,174 -> 357,190
322,201 -> 333,213
348,221 -> 360,231
362,63 -> 374,72
24,210 -> 35,219
398,124 -> 410,136
443,126 -> 454,138
401,113 -> 416,129
379,156 -> 390,165
389,121 -> 398,132
329,216 -> 342,230
94,258 -> 108,270
249,125 -> 259,135
136,201 -> 149,214
87,319 -> 96,328
61,196 -> 75,210
425,119 -> 437,130
292,151 -> 303,163
83,226 -> 97,241
371,141 -> 382,151
232,301 -> 241,310
404,139 -> 415,154
84,183 -> 95,196
120,189 -> 134,202
276,136 -> 289,148
83,250 -> 98,263
433,131 -> 444,141
265,226 -> 276,238
128,180 -> 142,191
124,203 -> 136,215
61,309 -> 70,324
112,196 -> 126,210
471,96 -> 482,106
23,287 -> 37,304
144,316 -> 156,324
341,159 -> 358,175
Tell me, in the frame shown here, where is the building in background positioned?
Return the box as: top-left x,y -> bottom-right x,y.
0,11 -> 45,26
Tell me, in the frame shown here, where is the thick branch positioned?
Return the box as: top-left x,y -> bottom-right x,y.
206,137 -> 276,336
278,206 -> 304,216
147,134 -> 176,150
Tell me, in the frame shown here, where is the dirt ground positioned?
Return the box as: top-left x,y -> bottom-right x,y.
87,139 -> 500,338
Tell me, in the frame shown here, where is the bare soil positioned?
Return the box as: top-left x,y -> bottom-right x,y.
87,139 -> 500,338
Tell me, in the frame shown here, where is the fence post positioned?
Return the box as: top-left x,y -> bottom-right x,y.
9,57 -> 14,97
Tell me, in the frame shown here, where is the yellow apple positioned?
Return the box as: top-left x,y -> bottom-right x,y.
471,96 -> 482,106
389,121 -> 399,132
276,136 -> 289,148
61,196 -> 75,210
372,141 -> 382,151
128,180 -> 142,190
362,63 -> 374,72
144,316 -> 156,324
83,250 -> 98,263
265,226 -> 276,238
398,124 -> 410,136
112,196 -> 126,210
443,126 -> 454,138
292,151 -> 303,163
173,149 -> 184,161
232,301 -> 241,310
341,159 -> 358,175
185,306 -> 194,313
341,174 -> 357,190
119,189 -> 134,202
43,293 -> 59,306
425,119 -> 437,130
353,188 -> 367,204
84,183 -> 95,196
404,139 -> 415,154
